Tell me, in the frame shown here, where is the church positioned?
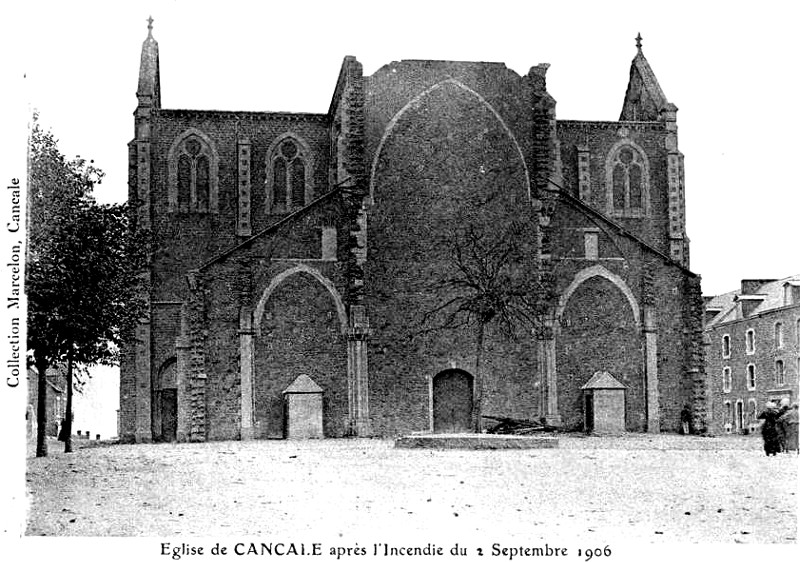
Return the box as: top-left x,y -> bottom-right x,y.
119,22 -> 707,442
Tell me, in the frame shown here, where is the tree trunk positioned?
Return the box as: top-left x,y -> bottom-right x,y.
64,351 -> 74,453
472,322 -> 486,433
35,357 -> 49,458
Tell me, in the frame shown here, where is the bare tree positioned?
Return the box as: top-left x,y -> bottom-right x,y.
420,210 -> 554,431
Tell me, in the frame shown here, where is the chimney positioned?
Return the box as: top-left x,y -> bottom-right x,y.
740,279 -> 775,295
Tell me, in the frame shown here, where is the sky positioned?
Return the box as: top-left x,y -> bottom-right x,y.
1,0 -> 798,554
7,0 -> 797,296
3,0 -> 799,442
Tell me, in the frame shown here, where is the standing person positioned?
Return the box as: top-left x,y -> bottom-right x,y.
57,418 -> 68,442
782,403 -> 799,454
757,401 -> 781,456
680,405 -> 692,435
776,398 -> 791,452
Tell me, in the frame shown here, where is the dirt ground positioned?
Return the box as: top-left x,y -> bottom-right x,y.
22,433 -> 797,549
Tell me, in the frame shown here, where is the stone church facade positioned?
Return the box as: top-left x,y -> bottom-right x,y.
119,24 -> 706,443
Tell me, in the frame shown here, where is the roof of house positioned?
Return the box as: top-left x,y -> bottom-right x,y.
704,274 -> 800,329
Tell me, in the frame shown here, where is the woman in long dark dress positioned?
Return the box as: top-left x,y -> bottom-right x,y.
783,403 -> 799,454
757,401 -> 781,456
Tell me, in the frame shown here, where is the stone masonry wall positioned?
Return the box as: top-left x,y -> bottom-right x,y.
124,54 -> 705,440
558,121 -> 671,257
197,194 -> 349,440
558,275 -> 643,431
253,272 -> 349,438
705,304 -> 800,435
365,63 -> 541,435
148,111 -> 330,302
550,198 -> 697,432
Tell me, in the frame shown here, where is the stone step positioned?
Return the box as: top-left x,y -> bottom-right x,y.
394,433 -> 559,450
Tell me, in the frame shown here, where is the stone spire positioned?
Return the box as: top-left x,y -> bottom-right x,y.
619,33 -> 674,121
137,15 -> 161,109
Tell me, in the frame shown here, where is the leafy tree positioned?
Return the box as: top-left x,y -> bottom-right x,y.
27,116 -> 146,456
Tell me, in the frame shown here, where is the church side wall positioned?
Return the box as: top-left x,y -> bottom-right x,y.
150,303 -> 182,439
558,121 -> 671,257
196,197 -> 349,440
202,266 -> 242,441
550,200 -> 697,432
118,346 -> 137,442
658,265 -> 697,431
148,112 -> 330,302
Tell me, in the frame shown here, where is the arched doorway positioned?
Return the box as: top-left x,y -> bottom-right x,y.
155,359 -> 178,442
735,400 -> 744,433
432,369 -> 473,433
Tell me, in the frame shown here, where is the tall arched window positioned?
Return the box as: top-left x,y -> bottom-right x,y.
168,129 -> 219,213
605,141 -> 649,217
745,329 -> 755,355
775,360 -> 785,386
266,135 -> 313,214
747,364 -> 756,390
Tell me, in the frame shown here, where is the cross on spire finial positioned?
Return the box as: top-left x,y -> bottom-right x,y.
635,32 -> 643,52
147,15 -> 154,35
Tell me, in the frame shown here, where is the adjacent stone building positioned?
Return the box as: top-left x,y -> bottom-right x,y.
704,276 -> 800,434
120,24 -> 706,442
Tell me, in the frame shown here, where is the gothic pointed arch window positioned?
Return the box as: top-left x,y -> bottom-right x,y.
168,129 -> 219,213
605,140 -> 650,218
266,134 -> 314,214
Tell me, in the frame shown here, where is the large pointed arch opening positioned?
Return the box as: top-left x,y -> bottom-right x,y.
249,265 -> 349,438
368,78 -> 532,203
555,265 -> 645,431
253,264 -> 347,336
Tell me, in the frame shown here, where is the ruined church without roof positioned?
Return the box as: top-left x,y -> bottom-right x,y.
119,23 -> 707,443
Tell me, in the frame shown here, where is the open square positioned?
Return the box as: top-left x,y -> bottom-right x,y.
25,434 -> 797,544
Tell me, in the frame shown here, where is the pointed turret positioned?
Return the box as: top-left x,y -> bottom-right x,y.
124,17 -> 160,444
137,16 -> 161,110
619,33 -> 675,122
